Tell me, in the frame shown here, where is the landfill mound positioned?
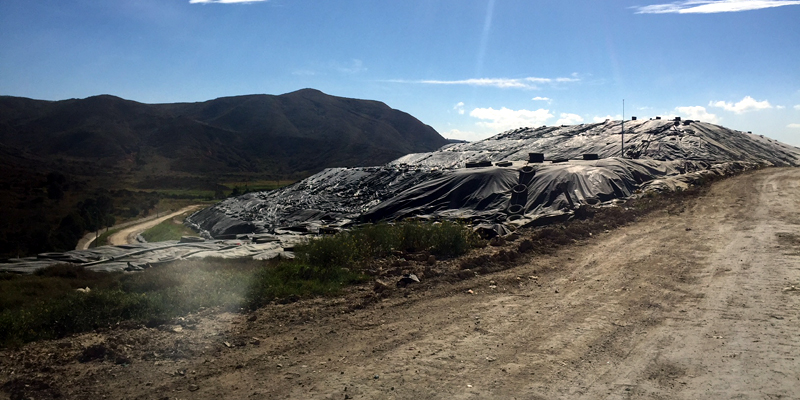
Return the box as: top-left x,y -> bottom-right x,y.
392,119 -> 798,167
3,119 -> 798,273
187,119 -> 799,238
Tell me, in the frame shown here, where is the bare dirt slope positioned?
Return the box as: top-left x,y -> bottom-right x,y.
3,168 -> 800,400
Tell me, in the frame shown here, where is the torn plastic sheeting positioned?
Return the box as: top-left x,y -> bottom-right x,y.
0,239 -> 284,273
185,241 -> 284,260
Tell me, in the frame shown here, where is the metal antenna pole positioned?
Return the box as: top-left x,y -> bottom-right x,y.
621,99 -> 625,158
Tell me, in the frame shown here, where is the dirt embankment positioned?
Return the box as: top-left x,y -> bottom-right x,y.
3,168 -> 800,400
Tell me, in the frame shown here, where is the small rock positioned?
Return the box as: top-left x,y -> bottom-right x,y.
373,374 -> 380,379
426,255 -> 436,265
247,314 -> 257,322
489,236 -> 505,247
373,280 -> 390,293
188,384 -> 199,392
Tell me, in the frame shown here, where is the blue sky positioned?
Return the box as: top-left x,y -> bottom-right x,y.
1,0 -> 799,145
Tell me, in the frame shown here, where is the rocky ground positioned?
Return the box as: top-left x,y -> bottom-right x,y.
2,167 -> 799,400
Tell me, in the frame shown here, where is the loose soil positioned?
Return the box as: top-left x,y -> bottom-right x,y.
3,168 -> 799,400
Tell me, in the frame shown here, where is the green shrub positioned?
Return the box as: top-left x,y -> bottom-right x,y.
295,221 -> 479,270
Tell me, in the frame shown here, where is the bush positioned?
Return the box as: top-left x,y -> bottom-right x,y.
296,221 -> 479,270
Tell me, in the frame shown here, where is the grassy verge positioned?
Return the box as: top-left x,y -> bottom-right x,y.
140,215 -> 198,242
93,227 -> 120,247
0,221 -> 478,347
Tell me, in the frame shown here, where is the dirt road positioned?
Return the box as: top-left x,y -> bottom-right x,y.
3,168 -> 799,399
105,205 -> 204,246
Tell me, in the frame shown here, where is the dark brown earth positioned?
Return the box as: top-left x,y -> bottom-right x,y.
2,167 -> 799,400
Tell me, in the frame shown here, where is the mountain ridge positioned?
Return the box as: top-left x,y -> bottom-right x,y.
0,89 -> 447,177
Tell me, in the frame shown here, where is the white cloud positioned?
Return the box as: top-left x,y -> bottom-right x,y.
795,105 -> 800,110
555,113 -> 584,125
442,129 -> 484,141
633,0 -> 800,14
399,76 -> 580,90
675,105 -> 721,123
532,96 -> 552,104
469,107 -> 553,131
788,123 -> 800,129
593,114 -> 622,123
710,96 -> 772,113
777,105 -> 786,109
190,0 -> 268,3
454,102 -> 465,115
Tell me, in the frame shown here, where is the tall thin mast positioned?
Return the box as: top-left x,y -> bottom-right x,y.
621,99 -> 625,158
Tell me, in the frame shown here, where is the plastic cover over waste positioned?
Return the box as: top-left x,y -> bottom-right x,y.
4,119 -> 799,272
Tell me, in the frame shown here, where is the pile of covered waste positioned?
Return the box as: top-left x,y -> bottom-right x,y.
4,119 -> 798,273
186,119 -> 799,238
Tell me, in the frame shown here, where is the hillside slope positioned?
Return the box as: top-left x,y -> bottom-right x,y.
0,89 -> 447,176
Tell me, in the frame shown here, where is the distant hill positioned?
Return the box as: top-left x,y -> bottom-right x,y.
0,89 -> 447,258
0,89 -> 447,177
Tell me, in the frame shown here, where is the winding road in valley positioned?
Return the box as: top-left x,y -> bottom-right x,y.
75,204 -> 204,249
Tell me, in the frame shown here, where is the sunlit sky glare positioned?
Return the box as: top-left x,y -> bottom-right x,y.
1,0 -> 799,145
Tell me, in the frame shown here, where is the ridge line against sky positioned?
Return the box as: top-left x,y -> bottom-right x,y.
1,0 -> 799,145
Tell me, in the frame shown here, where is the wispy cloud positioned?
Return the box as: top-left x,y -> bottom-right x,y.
788,123 -> 800,129
454,102 -> 465,115
675,105 -> 720,123
633,0 -> 800,14
470,107 -> 553,131
795,104 -> 800,110
443,128 -> 484,141
532,96 -> 552,104
709,96 -> 772,113
394,76 -> 579,90
190,0 -> 268,3
556,113 -> 584,125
